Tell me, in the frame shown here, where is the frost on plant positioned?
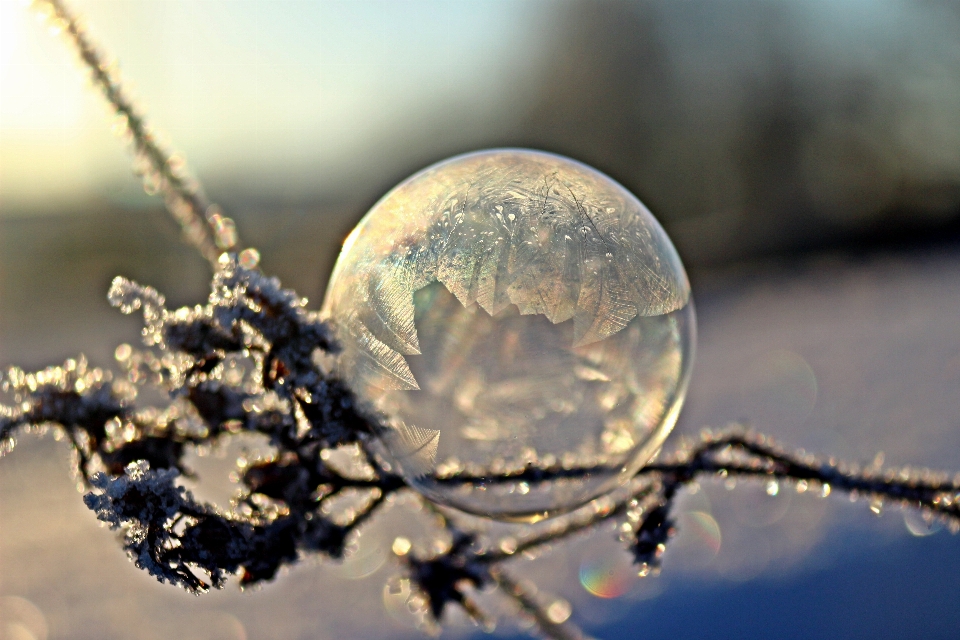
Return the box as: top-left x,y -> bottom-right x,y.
4,256 -> 960,639
5,1 -> 960,638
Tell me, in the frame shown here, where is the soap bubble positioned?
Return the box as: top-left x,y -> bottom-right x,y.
322,149 -> 694,520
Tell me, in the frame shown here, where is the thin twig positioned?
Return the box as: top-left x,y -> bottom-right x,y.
31,0 -> 238,266
492,567 -> 588,640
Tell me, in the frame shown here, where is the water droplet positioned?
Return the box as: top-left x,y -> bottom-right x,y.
765,480 -> 779,496
498,537 -> 518,555
114,344 -> 132,362
238,248 -> 260,269
209,208 -> 238,249
392,537 -> 412,556
545,598 -> 572,624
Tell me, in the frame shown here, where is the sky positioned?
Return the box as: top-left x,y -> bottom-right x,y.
0,0 -> 557,214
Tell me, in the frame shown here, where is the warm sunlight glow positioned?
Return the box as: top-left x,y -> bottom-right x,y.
0,0 -> 85,131
0,0 -> 553,214
0,0 -> 105,209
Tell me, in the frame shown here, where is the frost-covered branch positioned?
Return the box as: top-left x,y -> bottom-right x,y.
6,2 -> 959,638
3,258 -> 959,640
29,0 -> 239,264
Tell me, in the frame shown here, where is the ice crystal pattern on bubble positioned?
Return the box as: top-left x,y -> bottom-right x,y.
323,150 -> 695,519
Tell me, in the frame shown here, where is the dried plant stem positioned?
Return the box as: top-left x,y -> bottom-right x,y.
491,567 -> 587,640
2,265 -> 960,640
30,0 -> 238,266
643,433 -> 960,521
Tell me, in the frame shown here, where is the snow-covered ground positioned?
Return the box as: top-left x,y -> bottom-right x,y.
2,211 -> 959,639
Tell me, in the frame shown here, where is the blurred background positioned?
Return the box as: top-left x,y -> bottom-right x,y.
2,0 -> 960,638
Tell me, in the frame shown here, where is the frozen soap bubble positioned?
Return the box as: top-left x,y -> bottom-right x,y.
322,149 -> 695,521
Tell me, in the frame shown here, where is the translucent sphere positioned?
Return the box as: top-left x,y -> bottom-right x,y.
322,149 -> 694,521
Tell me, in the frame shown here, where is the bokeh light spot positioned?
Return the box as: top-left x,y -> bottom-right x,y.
579,556 -> 635,599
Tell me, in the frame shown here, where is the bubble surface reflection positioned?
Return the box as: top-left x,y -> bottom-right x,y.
323,149 -> 695,519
